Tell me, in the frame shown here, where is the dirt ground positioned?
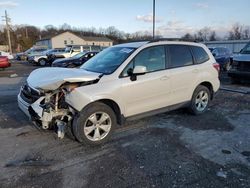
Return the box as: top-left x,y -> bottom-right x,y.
0,61 -> 250,188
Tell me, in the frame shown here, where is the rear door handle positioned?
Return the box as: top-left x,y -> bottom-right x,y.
160,75 -> 169,80
192,69 -> 199,73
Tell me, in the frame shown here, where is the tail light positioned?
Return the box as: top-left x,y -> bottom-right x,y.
213,63 -> 220,73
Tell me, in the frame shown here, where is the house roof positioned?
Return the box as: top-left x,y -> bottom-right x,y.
37,38 -> 51,42
36,31 -> 113,43
81,36 -> 113,42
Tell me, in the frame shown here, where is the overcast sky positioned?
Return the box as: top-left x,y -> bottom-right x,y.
0,0 -> 249,37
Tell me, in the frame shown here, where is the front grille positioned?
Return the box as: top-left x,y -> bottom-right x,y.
20,84 -> 42,104
236,61 -> 250,71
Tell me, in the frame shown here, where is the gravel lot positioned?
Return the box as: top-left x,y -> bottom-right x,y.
0,61 -> 250,188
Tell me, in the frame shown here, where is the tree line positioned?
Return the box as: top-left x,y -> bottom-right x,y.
181,23 -> 250,42
0,23 -> 152,52
0,23 -> 249,52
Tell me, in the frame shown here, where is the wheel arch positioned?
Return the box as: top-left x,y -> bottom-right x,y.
197,81 -> 214,99
82,99 -> 123,126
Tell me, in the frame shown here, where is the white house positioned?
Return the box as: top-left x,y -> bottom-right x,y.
36,31 -> 113,49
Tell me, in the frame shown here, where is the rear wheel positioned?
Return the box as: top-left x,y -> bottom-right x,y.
189,85 -> 210,115
38,58 -> 47,66
73,102 -> 116,145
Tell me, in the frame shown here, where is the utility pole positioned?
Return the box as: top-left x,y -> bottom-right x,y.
153,0 -> 155,39
25,27 -> 28,38
2,10 -> 12,54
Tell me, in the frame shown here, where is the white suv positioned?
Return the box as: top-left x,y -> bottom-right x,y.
18,40 -> 220,145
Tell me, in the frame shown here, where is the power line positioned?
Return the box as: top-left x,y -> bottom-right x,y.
2,10 -> 12,54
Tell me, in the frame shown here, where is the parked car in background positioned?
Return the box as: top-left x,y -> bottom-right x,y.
27,48 -> 65,66
18,40 -> 220,145
0,51 -> 14,60
209,47 -> 233,71
47,45 -> 85,63
52,51 -> 98,68
16,47 -> 48,61
0,56 -> 11,69
228,42 -> 250,83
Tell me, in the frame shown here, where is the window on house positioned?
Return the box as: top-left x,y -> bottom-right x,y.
64,40 -> 67,45
71,40 -> 74,44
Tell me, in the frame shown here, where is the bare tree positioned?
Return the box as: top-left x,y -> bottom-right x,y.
242,27 -> 250,39
181,33 -> 194,41
209,31 -> 217,41
228,23 -> 243,40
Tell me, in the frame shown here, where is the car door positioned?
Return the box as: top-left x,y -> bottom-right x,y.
167,45 -> 197,104
120,45 -> 171,117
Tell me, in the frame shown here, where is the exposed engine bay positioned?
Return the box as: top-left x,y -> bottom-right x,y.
18,67 -> 102,139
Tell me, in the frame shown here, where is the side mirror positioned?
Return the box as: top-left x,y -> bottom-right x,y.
212,53 -> 216,57
133,66 -> 147,75
128,66 -> 147,81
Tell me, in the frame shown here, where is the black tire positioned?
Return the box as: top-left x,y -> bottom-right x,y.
38,58 -> 47,66
189,85 -> 211,115
73,102 -> 116,145
65,122 -> 76,141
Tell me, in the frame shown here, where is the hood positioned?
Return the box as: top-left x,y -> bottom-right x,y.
27,67 -> 101,91
234,53 -> 250,62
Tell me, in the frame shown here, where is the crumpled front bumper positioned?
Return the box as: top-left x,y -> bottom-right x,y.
17,89 -> 45,121
17,92 -> 31,118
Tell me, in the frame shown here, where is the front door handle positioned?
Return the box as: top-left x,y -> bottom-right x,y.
160,75 -> 169,80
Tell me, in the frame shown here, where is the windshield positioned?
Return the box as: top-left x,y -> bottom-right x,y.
80,47 -> 135,74
65,47 -> 71,52
25,48 -> 32,53
241,43 -> 250,54
72,52 -> 86,59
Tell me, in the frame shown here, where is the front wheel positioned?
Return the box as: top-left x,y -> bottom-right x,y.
73,102 -> 116,145
189,85 -> 210,115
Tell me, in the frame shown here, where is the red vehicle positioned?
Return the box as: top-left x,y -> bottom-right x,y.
0,56 -> 11,69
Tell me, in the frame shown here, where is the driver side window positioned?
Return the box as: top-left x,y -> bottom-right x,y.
121,46 -> 166,77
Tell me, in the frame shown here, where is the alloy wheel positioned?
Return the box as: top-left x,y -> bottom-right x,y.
84,112 -> 112,141
195,90 -> 209,112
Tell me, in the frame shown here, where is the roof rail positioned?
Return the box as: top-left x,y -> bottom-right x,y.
148,38 -> 198,43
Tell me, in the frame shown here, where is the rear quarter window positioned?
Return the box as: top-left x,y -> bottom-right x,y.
191,46 -> 210,64
168,45 -> 193,68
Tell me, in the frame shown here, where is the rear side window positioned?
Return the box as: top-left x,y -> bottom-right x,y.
168,45 -> 193,68
191,46 -> 210,64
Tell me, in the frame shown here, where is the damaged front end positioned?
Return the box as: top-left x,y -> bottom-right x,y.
18,68 -> 102,139
18,83 -> 76,138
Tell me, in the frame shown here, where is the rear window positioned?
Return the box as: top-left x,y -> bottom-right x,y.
191,46 -> 210,64
168,45 -> 193,68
